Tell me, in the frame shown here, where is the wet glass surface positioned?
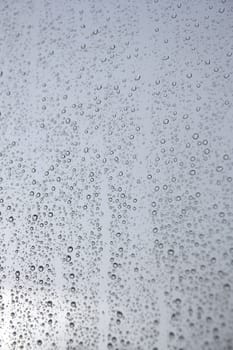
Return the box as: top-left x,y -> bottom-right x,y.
0,0 -> 233,349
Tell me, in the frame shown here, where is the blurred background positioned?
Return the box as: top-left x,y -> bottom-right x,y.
0,0 -> 233,349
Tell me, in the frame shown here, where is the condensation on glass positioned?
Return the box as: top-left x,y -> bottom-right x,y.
0,0 -> 233,349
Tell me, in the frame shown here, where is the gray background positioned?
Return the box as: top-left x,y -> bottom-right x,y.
0,0 -> 233,349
